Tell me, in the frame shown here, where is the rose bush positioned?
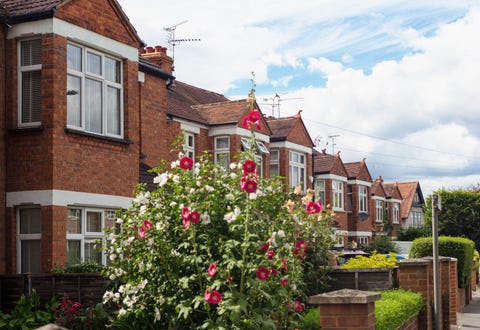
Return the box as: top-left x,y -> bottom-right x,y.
103,92 -> 335,329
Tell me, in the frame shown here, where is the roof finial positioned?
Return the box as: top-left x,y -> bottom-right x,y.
294,109 -> 303,118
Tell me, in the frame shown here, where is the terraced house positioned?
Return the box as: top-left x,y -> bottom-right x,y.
0,0 -> 424,275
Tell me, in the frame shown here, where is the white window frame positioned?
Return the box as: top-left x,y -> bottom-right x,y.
332,180 -> 344,211
18,38 -> 42,127
184,132 -> 195,159
358,236 -> 369,246
66,42 -> 123,138
269,149 -> 279,177
17,207 -> 42,273
214,136 -> 230,169
359,186 -> 368,213
393,202 -> 400,224
66,207 -> 117,266
315,179 -> 325,206
289,151 -> 306,188
375,200 -> 384,223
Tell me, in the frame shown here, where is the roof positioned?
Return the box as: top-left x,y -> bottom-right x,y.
266,116 -> 297,140
371,178 -> 386,197
395,181 -> 424,219
193,99 -> 250,125
139,57 -> 174,81
344,161 -> 362,179
313,149 -> 347,177
167,81 -> 229,124
382,182 -> 402,200
0,0 -> 61,18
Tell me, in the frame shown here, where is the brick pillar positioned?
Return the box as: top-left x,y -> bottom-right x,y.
440,257 -> 458,328
397,258 -> 433,329
308,289 -> 381,329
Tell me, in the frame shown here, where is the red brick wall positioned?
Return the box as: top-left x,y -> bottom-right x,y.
55,0 -> 140,48
0,25 -> 7,273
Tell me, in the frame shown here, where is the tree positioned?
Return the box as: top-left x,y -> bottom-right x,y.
424,188 -> 480,249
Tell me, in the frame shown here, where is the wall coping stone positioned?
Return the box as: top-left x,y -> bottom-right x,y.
308,289 -> 381,305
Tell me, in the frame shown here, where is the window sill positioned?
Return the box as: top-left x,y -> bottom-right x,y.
8,125 -> 44,133
65,128 -> 133,144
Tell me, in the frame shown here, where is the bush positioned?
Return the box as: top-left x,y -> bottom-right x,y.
410,236 -> 475,288
301,307 -> 320,330
397,225 -> 431,241
375,289 -> 424,330
341,251 -> 398,269
365,235 -> 397,254
53,262 -> 104,274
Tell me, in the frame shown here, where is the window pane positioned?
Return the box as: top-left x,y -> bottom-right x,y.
105,57 -> 120,83
104,210 -> 116,229
21,240 -> 41,273
86,52 -> 102,75
67,74 -> 81,127
215,152 -> 230,169
21,71 -> 41,123
86,211 -> 102,232
270,164 -> 279,177
20,208 -> 41,234
67,44 -> 82,71
215,137 -> 229,149
67,240 -> 81,266
270,150 -> 279,161
85,241 -> 102,264
85,79 -> 102,133
21,39 -> 41,66
106,86 -> 120,135
67,209 -> 82,234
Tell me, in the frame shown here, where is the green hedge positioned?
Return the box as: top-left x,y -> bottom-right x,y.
409,236 -> 475,288
375,289 -> 424,330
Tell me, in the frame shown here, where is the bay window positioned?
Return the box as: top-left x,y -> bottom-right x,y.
214,136 -> 230,169
376,200 -> 384,222
289,151 -> 306,188
393,202 -> 400,224
184,133 -> 195,159
270,149 -> 279,177
332,180 -> 344,210
359,186 -> 368,213
67,43 -> 123,137
315,179 -> 325,206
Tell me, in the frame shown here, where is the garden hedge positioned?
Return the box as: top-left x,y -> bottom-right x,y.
409,236 -> 475,288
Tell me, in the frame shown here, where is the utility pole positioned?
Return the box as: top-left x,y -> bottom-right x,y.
432,193 -> 442,330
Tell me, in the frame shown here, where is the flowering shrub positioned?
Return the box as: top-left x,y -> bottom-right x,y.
103,91 -> 335,329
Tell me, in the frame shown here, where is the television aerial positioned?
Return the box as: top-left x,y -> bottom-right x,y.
262,94 -> 303,117
164,20 -> 201,71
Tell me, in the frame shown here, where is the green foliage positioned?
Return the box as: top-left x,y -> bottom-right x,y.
410,236 -> 475,288
375,289 -> 424,330
0,289 -> 54,330
53,262 -> 104,274
341,252 -> 398,269
424,189 -> 480,249
301,307 -> 320,330
103,131 -> 335,329
397,225 -> 431,241
365,235 -> 398,254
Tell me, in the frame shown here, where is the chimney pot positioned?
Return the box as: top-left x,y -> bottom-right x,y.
146,46 -> 155,53
139,47 -> 146,54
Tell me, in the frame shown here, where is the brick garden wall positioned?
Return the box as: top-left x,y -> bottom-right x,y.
0,24 -> 6,274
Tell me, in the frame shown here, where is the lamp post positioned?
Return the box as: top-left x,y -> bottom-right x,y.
432,194 -> 442,330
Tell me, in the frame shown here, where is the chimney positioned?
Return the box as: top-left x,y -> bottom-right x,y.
321,148 -> 327,155
139,45 -> 174,74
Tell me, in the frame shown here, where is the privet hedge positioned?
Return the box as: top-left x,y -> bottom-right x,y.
409,236 -> 475,288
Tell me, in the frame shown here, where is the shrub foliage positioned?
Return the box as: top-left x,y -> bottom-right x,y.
375,289 -> 424,330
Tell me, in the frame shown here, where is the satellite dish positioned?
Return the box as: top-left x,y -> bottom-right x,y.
357,212 -> 368,221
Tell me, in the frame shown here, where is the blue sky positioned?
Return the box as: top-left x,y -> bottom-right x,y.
118,0 -> 480,196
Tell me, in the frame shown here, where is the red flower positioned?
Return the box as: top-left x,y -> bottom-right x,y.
294,300 -> 303,313
226,276 -> 233,282
204,289 -> 222,304
256,266 -> 270,280
179,156 -> 193,170
139,226 -> 146,239
242,110 -> 261,130
242,160 -> 257,175
267,250 -> 275,260
270,267 -> 277,275
208,263 -> 217,277
182,217 -> 190,229
281,279 -> 288,286
294,240 -> 309,259
305,201 -> 323,214
282,258 -> 288,272
261,244 -> 269,251
143,220 -> 153,228
190,211 -> 201,223
182,207 -> 191,220
240,176 -> 257,193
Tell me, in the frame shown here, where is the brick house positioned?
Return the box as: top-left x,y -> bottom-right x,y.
382,181 -> 403,238
312,149 -> 349,248
394,181 -> 426,229
344,160 -> 373,248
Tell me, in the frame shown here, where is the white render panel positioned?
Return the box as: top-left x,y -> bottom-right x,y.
347,180 -> 372,187
8,18 -> 138,60
348,231 -> 373,237
7,190 -> 133,209
314,174 -> 348,182
269,141 -> 312,154
208,126 -> 270,143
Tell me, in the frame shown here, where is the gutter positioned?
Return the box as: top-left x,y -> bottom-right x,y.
138,61 -> 175,85
5,8 -> 57,24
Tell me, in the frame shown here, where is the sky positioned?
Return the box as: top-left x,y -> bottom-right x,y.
117,0 -> 480,197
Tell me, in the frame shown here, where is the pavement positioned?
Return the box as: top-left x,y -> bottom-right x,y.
452,287 -> 480,329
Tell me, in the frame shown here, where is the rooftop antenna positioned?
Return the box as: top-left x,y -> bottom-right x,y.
164,20 -> 201,71
328,134 -> 340,154
263,94 -> 303,117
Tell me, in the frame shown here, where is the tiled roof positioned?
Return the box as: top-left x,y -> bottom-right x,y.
395,181 -> 420,219
167,81 -> 229,124
266,116 -> 296,140
313,149 -> 338,174
371,178 -> 386,197
0,0 -> 62,18
383,182 -> 401,199
344,161 -> 362,178
193,100 -> 249,125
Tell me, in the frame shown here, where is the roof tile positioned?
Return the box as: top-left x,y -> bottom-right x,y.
0,0 -> 62,17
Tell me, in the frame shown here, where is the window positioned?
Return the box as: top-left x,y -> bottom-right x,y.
18,208 -> 41,273
270,149 -> 279,177
67,43 -> 123,137
347,185 -> 353,212
332,180 -> 344,210
359,186 -> 368,212
184,133 -> 195,159
254,154 -> 263,177
358,236 -> 369,246
214,136 -> 230,169
19,39 -> 42,126
375,200 -> 384,222
242,137 -> 267,177
289,151 -> 306,188
315,179 -> 325,206
66,208 -> 117,266
393,203 -> 400,224
411,211 -> 423,227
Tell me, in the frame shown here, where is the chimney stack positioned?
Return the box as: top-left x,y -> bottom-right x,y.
139,45 -> 173,74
